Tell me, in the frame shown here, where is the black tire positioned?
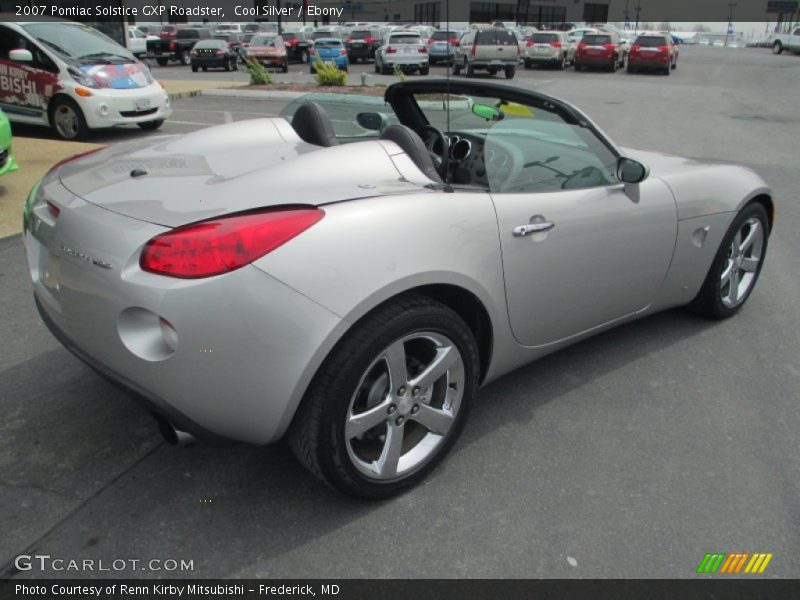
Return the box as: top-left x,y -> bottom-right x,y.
374,59 -> 380,73
430,58 -> 437,66
232,59 -> 239,72
310,64 -> 316,74
202,67 -> 208,72
288,294 -> 480,499
180,50 -> 190,66
420,66 -> 430,75
627,64 -> 635,74
466,61 -> 475,77
137,119 -> 164,131
772,41 -> 783,55
671,58 -> 677,70
300,50 -> 309,64
224,59 -> 231,72
505,66 -> 515,79
523,59 -> 531,69
558,54 -> 566,70
688,203 -> 770,320
156,58 -> 168,67
282,63 -> 289,73
453,60 -> 461,75
663,65 -> 671,75
574,62 -> 582,71
191,65 -> 198,72
49,96 -> 89,141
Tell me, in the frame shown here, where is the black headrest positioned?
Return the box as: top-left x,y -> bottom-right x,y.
380,125 -> 443,184
291,102 -> 339,147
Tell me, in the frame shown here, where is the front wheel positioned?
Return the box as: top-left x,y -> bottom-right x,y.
289,294 -> 479,499
772,41 -> 783,54
180,50 -> 190,66
50,96 -> 88,141
156,58 -> 168,67
558,55 -> 566,70
419,66 -> 430,75
505,66 -> 515,79
300,50 -> 309,64
689,203 -> 769,319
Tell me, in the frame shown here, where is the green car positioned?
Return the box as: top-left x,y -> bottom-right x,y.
0,108 -> 19,176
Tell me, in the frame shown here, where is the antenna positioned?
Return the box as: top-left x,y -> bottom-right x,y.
445,0 -> 451,166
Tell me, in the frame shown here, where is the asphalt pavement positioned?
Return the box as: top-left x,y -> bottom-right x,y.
1,46 -> 799,579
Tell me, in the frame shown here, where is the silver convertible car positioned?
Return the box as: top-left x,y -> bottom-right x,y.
23,80 -> 773,498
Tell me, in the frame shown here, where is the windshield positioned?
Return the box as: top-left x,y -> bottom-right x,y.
315,39 -> 343,47
582,34 -> 612,44
251,36 -> 280,46
634,36 -> 668,47
389,35 -> 422,44
195,41 -> 226,49
350,31 -> 375,39
22,23 -> 134,63
532,33 -> 559,43
431,31 -> 457,40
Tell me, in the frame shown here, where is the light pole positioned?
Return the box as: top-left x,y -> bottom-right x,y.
724,3 -> 737,47
634,0 -> 641,33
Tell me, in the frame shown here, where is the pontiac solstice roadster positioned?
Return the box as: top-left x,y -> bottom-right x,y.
23,80 -> 773,498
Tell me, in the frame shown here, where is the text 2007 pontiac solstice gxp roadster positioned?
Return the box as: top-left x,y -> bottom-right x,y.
24,80 -> 772,498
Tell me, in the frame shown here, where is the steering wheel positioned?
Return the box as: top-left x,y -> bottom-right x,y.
419,125 -> 450,181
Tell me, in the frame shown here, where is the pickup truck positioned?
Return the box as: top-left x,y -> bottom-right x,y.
770,27 -> 800,54
148,27 -> 211,66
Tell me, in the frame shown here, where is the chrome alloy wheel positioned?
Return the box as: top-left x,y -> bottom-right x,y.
54,104 -> 79,139
345,332 -> 465,481
721,217 -> 764,308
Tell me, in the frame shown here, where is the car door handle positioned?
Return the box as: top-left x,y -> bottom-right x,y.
513,221 -> 555,236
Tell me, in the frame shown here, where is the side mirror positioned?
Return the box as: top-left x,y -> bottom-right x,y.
616,157 -> 649,184
10,48 -> 33,63
356,112 -> 388,132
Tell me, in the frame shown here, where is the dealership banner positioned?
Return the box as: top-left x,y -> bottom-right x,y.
1,0 -> 789,23
2,579 -> 800,599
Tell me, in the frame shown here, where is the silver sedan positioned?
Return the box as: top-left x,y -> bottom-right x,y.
24,80 -> 773,498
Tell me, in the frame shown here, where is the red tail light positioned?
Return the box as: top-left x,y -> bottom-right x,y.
418,46 -> 427,53
340,49 -> 347,56
578,42 -> 587,50
140,207 -> 324,279
427,38 -> 434,45
525,39 -> 534,47
386,46 -> 397,54
471,41 -> 477,56
658,45 -> 669,53
550,41 -> 562,48
603,43 -> 615,53
366,36 -> 375,44
216,49 -> 225,55
448,38 -> 458,45
630,44 -> 640,56
190,50 -> 198,57
49,146 -> 106,174
289,38 -> 298,46
169,39 -> 175,51
345,37 -> 352,43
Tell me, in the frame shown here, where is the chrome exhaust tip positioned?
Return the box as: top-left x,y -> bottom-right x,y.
155,415 -> 196,446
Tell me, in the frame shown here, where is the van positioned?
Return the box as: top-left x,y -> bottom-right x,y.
0,20 -> 170,140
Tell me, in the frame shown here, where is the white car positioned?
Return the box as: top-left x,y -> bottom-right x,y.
0,20 -> 170,140
127,27 -> 149,58
375,31 -> 429,75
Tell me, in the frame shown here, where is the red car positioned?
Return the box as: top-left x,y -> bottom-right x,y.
627,33 -> 678,75
574,32 -> 625,71
245,34 -> 289,72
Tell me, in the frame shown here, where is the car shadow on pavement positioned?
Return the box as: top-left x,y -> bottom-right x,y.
1,301 -> 719,578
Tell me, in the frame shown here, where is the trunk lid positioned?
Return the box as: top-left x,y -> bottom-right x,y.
57,118 -> 418,228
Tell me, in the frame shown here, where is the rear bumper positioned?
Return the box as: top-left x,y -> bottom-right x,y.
469,59 -> 517,68
191,57 -> 229,67
347,45 -> 374,58
575,55 -> 614,65
628,57 -> 671,69
24,185 -> 345,445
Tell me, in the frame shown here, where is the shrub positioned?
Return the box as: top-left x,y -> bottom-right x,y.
313,61 -> 347,86
245,58 -> 272,85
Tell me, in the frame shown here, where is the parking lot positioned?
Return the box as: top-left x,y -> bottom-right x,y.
1,46 -> 799,578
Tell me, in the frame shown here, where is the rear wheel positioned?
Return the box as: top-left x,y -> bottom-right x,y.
156,58 -> 168,67
466,60 -> 475,77
288,294 -> 479,499
505,65 -> 515,79
574,62 -> 582,71
420,65 -> 430,75
689,203 -> 769,319
282,62 -> 289,73
300,50 -> 309,63
202,67 -> 208,72
627,64 -> 635,73
558,54 -> 566,70
224,58 -> 231,72
50,96 -> 88,141
180,50 -> 190,66
524,59 -> 531,69
453,60 -> 462,75
191,65 -> 198,72
671,58 -> 677,70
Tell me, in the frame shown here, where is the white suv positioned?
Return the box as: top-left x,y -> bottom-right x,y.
375,32 -> 429,75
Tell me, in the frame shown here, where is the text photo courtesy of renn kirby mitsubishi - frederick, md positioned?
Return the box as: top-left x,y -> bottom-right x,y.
0,0 -> 799,598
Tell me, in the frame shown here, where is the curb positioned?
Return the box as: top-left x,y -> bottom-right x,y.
166,89 -> 205,101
